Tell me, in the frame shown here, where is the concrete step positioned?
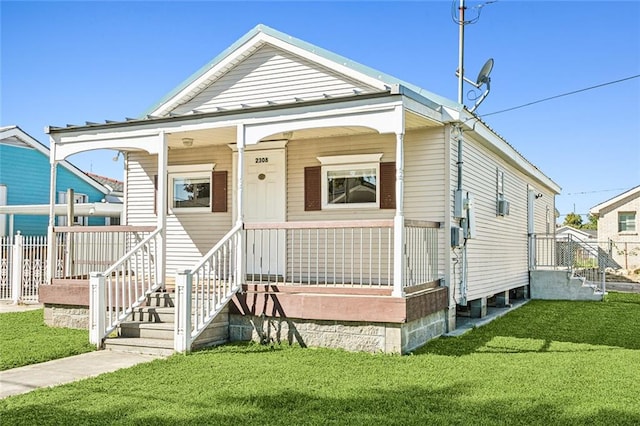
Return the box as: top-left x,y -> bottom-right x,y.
119,321 -> 174,339
130,306 -> 175,323
104,337 -> 174,356
145,292 -> 175,308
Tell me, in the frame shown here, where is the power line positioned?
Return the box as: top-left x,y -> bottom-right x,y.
480,74 -> 640,118
565,188 -> 629,196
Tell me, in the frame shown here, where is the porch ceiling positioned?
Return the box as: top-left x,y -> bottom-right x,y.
165,110 -> 440,149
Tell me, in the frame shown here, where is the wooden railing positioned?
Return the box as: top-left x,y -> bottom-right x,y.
52,226 -> 155,281
89,228 -> 162,348
175,223 -> 243,353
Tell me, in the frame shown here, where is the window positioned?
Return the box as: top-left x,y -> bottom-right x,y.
168,164 -> 214,212
618,212 -> 636,233
318,154 -> 383,209
165,164 -> 227,213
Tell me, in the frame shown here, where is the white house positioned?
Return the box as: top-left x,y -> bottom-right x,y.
41,25 -> 560,354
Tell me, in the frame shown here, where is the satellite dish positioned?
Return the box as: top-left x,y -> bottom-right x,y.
468,58 -> 494,113
476,58 -> 494,86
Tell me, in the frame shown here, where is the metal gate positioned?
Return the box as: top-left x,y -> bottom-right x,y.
0,233 -> 47,303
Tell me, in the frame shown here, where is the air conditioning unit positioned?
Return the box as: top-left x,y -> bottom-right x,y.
497,199 -> 510,216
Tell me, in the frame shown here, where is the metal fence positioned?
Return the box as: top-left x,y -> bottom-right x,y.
0,233 -> 48,303
529,233 -> 640,292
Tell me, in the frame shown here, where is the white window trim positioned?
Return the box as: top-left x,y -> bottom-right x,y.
618,212 -> 637,234
168,163 -> 215,213
317,154 -> 382,210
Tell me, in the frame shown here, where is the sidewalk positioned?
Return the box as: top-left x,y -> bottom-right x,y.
1,351 -> 163,399
1,301 -> 164,399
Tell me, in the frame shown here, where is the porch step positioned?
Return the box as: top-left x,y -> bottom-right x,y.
104,337 -> 174,357
145,292 -> 175,307
131,306 -> 175,323
119,321 -> 174,340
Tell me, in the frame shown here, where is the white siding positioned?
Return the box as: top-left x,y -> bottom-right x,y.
287,133 -> 395,222
448,133 -> 557,302
127,146 -> 234,276
172,45 -> 380,115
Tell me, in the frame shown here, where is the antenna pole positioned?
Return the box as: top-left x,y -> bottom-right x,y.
457,0 -> 465,104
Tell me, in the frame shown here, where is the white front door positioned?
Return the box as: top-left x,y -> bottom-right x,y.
242,147 -> 286,276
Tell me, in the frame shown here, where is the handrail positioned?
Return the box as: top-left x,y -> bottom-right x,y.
103,228 -> 162,276
191,223 -> 243,272
54,225 -> 156,233
244,219 -> 394,230
89,227 -> 162,348
175,224 -> 243,353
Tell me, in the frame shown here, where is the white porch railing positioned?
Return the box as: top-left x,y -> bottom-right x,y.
89,228 -> 162,348
243,219 -> 441,289
175,223 -> 243,353
244,220 -> 395,287
53,226 -> 155,280
403,220 -> 441,288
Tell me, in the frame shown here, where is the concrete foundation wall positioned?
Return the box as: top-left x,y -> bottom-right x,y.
44,304 -> 90,329
229,309 -> 447,354
530,270 -> 602,301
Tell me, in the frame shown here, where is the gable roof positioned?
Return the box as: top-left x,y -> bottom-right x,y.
144,24 -> 460,118
590,185 -> 640,215
0,125 -> 110,195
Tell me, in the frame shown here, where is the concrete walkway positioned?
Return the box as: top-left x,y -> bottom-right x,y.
0,350 -> 163,399
0,301 -> 164,399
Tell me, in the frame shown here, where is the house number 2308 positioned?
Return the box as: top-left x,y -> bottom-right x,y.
255,157 -> 269,163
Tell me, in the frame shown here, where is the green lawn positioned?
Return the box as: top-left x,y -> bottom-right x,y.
1,293 -> 639,425
0,309 -> 94,371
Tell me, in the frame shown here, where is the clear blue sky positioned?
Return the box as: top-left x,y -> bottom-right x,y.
2,1 -> 639,223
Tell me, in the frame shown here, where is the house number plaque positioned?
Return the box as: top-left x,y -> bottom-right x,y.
255,157 -> 269,163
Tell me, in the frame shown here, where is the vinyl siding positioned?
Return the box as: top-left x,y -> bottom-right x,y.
287,133 -> 396,221
448,133 -> 556,302
0,143 -> 106,235
126,146 -> 234,276
172,44 -> 380,115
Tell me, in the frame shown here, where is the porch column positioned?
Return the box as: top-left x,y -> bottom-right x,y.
46,136 -> 58,284
236,125 -> 245,225
393,131 -> 405,297
235,125 -> 246,284
156,132 -> 168,288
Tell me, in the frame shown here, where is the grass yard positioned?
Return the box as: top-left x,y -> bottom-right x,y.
1,293 -> 639,425
0,309 -> 94,370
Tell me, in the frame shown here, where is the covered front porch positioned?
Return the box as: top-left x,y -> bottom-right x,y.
42,93 -> 449,353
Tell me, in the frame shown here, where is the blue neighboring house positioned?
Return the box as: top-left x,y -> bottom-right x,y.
0,125 -> 116,236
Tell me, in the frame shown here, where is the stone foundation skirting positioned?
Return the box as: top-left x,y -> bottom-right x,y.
229,309 -> 447,354
44,304 -> 90,329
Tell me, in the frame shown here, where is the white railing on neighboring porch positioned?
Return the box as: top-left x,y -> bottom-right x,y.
175,223 -> 243,353
89,228 -> 162,348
